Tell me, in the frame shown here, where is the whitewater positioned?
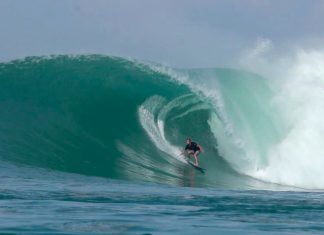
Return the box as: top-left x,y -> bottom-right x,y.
1,53 -> 324,234
147,49 -> 324,190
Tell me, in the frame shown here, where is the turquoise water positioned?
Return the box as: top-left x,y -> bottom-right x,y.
1,55 -> 324,234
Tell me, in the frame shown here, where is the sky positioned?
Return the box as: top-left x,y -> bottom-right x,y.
1,0 -> 324,67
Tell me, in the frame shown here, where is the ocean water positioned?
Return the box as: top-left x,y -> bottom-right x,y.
2,162 -> 324,234
1,55 -> 324,234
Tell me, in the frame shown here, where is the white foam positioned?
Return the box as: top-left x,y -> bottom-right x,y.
138,95 -> 185,163
247,49 -> 324,189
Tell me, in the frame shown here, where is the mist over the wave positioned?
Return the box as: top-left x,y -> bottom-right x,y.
235,39 -> 324,188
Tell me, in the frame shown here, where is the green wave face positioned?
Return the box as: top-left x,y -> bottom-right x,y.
0,55 -> 281,189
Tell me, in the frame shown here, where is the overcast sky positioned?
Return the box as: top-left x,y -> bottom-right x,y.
1,0 -> 324,67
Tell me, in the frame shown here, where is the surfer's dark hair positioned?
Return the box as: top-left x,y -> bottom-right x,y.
187,138 -> 192,141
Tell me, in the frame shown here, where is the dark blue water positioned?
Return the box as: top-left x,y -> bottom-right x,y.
1,162 -> 324,235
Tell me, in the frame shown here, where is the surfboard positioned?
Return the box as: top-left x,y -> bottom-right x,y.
187,160 -> 205,174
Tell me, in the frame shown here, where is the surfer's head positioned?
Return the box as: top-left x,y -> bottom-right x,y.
186,138 -> 192,144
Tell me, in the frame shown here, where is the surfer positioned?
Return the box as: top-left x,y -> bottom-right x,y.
182,138 -> 203,166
